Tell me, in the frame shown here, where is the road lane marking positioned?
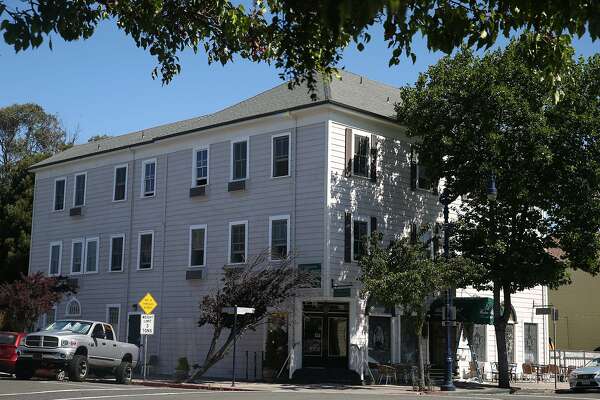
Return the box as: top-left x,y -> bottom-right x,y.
51,392 -> 204,400
0,387 -> 162,397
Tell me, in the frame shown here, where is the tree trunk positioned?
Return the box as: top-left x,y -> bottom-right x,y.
493,282 -> 512,388
414,310 -> 426,390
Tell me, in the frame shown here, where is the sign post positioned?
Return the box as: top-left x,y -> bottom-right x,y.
222,306 -> 255,387
138,293 -> 158,381
536,305 -> 559,390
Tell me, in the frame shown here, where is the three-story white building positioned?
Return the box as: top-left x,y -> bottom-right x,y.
29,71 -> 549,382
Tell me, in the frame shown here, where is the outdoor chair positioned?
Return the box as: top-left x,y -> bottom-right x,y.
490,362 -> 499,382
377,364 -> 397,385
509,363 -> 517,382
522,363 -> 535,381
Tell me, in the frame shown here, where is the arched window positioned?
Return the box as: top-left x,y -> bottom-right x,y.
65,298 -> 82,317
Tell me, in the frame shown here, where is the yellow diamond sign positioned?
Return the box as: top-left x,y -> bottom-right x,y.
138,293 -> 158,314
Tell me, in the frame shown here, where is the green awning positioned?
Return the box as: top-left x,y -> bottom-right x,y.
430,297 -> 494,325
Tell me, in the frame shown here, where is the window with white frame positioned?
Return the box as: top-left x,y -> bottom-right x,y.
113,165 -> 128,201
106,305 -> 121,340
272,134 -> 290,177
110,234 -> 125,272
231,140 -> 248,181
138,231 -> 154,269
71,239 -> 84,274
193,148 -> 209,187
65,298 -> 81,317
353,219 -> 369,261
353,133 -> 370,177
73,172 -> 86,206
189,225 -> 207,267
49,241 -> 62,276
229,221 -> 247,264
269,216 -> 289,259
84,237 -> 99,273
53,178 -> 66,211
141,159 -> 156,197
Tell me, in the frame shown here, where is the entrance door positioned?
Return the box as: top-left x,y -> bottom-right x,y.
302,302 -> 349,369
127,314 -> 141,346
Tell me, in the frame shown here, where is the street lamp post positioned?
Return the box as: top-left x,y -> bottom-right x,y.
439,188 -> 456,392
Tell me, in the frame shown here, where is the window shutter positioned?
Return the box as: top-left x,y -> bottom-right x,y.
370,216 -> 377,234
370,134 -> 377,182
410,222 -> 417,244
344,128 -> 353,177
410,145 -> 417,191
344,211 -> 352,262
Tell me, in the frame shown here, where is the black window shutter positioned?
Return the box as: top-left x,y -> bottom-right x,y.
344,128 -> 353,177
410,222 -> 417,244
370,134 -> 377,182
344,211 -> 352,262
410,145 -> 417,191
370,216 -> 377,234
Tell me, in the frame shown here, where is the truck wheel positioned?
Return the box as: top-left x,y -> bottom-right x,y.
69,355 -> 88,382
115,361 -> 132,384
14,360 -> 34,380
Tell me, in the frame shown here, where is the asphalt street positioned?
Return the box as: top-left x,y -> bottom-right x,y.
0,377 -> 599,400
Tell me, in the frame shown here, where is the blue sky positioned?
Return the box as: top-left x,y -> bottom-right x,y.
0,21 -> 597,143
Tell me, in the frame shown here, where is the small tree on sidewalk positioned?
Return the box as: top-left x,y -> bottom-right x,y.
0,272 -> 77,331
359,232 -> 478,390
188,251 -> 309,381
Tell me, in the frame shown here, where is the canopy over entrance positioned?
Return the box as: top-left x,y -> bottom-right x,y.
430,297 -> 494,325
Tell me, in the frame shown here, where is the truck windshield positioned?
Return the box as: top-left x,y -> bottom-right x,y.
44,321 -> 92,335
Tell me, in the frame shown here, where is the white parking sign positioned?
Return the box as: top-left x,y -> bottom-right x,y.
140,314 -> 155,335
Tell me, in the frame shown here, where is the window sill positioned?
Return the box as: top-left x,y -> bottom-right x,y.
136,267 -> 154,271
112,198 -> 127,203
109,269 -> 124,273
140,194 -> 156,199
271,174 -> 291,180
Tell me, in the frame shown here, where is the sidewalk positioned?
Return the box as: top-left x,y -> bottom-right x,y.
135,377 -> 571,395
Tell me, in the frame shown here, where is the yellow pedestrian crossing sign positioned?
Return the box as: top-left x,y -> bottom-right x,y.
139,292 -> 158,314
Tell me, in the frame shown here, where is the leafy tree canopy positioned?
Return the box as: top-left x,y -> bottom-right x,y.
1,1 -> 598,90
359,232 -> 479,389
395,41 -> 600,387
0,272 -> 78,332
0,103 -> 73,283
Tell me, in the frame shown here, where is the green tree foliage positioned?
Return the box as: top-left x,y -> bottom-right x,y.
0,104 -> 72,283
0,272 -> 77,332
359,232 -> 478,389
396,42 -> 600,388
87,134 -> 112,143
1,1 -> 598,90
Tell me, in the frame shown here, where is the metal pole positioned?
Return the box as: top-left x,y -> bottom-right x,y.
232,306 -> 237,387
440,191 -> 456,391
553,308 -> 557,389
143,334 -> 148,381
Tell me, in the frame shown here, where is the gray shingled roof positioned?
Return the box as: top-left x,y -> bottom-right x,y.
32,71 -> 401,169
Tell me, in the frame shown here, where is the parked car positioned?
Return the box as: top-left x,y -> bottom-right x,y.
569,358 -> 600,391
0,332 -> 26,374
16,320 -> 139,383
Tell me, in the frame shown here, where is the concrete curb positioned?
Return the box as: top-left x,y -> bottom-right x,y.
134,380 -> 254,392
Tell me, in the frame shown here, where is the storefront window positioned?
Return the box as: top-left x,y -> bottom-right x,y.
472,324 -> 487,362
401,316 -> 418,363
369,316 -> 391,364
524,323 -> 538,364
505,324 -> 515,364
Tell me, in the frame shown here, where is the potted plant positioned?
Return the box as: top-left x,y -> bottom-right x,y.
174,357 -> 190,383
